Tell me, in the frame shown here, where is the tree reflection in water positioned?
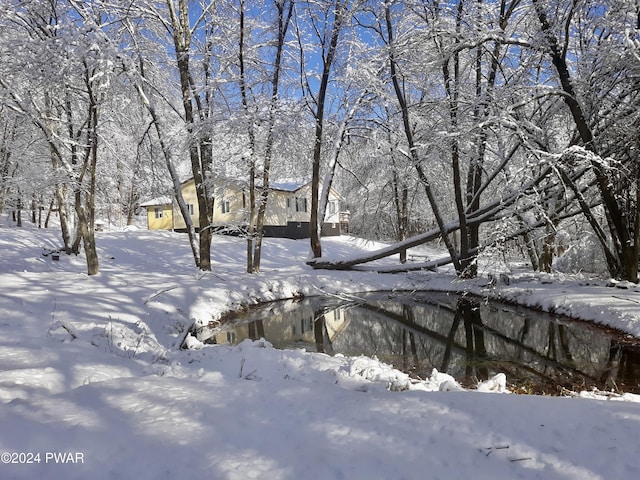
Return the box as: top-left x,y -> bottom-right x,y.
201,292 -> 640,395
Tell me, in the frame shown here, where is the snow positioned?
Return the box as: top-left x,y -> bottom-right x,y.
139,196 -> 171,207
269,179 -> 308,192
1,226 -> 640,480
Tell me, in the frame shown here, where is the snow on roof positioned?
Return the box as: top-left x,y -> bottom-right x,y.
140,196 -> 172,207
140,177 -> 338,202
269,179 -> 308,192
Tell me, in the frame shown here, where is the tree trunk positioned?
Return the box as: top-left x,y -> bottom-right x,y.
16,197 -> 22,227
54,184 -> 72,253
251,0 -> 291,272
239,0 -> 257,273
72,66 -> 100,276
632,174 -> 640,283
240,0 -> 293,273
309,1 -> 346,259
44,90 -> 73,253
252,186 -> 268,272
30,194 -> 36,224
197,139 -> 214,271
84,85 -> 99,276
44,198 -> 53,229
392,169 -> 408,263
169,0 -> 213,271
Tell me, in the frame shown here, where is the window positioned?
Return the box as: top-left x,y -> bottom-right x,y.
299,316 -> 314,334
187,204 -> 194,216
328,201 -> 336,215
295,197 -> 308,212
154,207 -> 163,219
221,200 -> 231,214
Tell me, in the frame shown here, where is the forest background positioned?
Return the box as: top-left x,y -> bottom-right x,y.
0,0 -> 639,282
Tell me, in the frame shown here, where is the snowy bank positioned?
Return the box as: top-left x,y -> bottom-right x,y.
1,228 -> 639,480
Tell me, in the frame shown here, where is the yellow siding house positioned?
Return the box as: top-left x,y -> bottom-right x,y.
141,178 -> 350,238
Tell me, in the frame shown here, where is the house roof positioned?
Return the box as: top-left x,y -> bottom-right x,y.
140,196 -> 172,207
140,177 -> 342,205
269,180 -> 308,192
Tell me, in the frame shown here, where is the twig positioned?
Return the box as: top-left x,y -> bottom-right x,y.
144,285 -> 179,305
482,445 -> 509,456
244,370 -> 258,380
612,295 -> 640,305
59,322 -> 78,340
239,357 -> 245,378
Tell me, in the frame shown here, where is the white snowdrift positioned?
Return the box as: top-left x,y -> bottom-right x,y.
0,227 -> 639,480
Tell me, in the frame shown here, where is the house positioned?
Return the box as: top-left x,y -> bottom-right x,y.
140,178 -> 350,239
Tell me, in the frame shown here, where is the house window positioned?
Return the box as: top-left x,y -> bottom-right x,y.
328,201 -> 336,215
154,207 -> 163,219
300,315 -> 314,334
295,197 -> 308,212
221,200 -> 231,214
187,204 -> 194,216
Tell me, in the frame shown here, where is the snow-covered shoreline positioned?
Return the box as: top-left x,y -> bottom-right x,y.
1,228 -> 640,480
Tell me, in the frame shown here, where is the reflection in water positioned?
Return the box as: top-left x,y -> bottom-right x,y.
199,292 -> 640,395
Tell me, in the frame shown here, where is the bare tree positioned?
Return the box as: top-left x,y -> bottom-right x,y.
531,0 -> 639,281
240,0 -> 295,273
0,0 -> 118,275
296,0 -> 353,258
164,0 -> 216,271
122,14 -> 202,267
383,0 -> 463,272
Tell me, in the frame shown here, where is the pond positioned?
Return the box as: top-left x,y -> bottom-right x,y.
198,291 -> 640,395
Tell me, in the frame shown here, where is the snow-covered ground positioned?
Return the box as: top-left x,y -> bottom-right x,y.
1,226 -> 639,480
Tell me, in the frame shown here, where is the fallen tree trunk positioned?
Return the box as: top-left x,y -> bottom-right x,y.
308,200 -> 594,273
307,151 -> 599,273
353,256 -> 453,274
307,224 -> 458,270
